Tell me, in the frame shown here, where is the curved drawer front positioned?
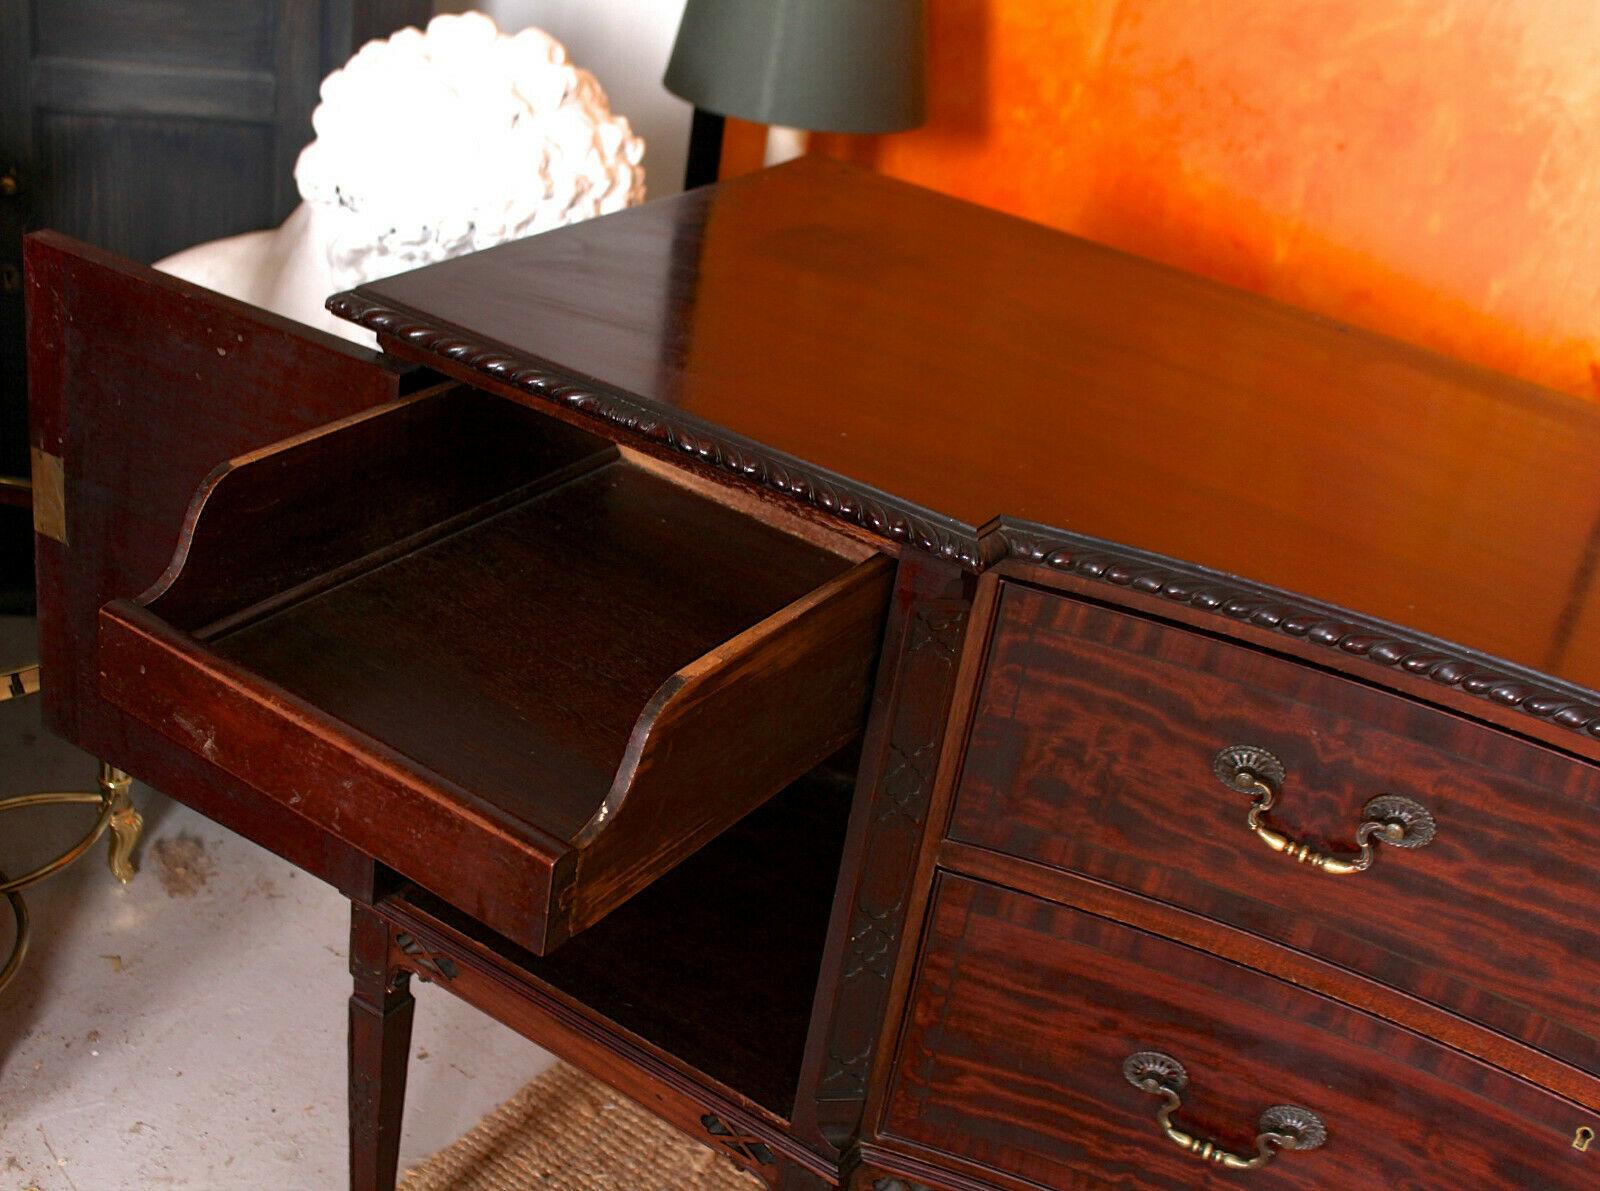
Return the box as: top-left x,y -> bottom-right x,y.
948,582 -> 1600,1075
884,876 -> 1600,1190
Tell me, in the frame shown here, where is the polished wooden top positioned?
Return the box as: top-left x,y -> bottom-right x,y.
338,158 -> 1600,695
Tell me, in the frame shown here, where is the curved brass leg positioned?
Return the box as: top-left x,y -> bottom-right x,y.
0,866 -> 28,993
103,765 -> 142,883
1,662 -> 141,994
0,790 -> 114,894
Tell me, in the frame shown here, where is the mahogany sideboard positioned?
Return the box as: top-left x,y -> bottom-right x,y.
24,158 -> 1600,1189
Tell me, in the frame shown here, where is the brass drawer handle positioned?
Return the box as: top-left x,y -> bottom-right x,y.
1123,1051 -> 1326,1170
1213,745 -> 1435,874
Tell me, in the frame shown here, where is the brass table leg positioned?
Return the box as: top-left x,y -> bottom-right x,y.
1,663 -> 140,993
103,764 -> 142,884
0,866 -> 27,991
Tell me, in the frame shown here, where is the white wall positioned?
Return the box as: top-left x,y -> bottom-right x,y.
433,1 -> 692,197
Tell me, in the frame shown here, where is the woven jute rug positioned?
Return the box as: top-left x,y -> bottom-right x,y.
399,1063 -> 764,1190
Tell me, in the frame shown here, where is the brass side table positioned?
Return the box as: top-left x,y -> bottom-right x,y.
1,661 -> 142,992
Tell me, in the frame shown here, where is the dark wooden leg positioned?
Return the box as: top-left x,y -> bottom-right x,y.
348,902 -> 413,1191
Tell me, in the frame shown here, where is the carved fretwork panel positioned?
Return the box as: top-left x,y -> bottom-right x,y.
700,1111 -> 778,1171
799,561 -> 972,1149
393,931 -> 458,984
824,598 -> 966,1100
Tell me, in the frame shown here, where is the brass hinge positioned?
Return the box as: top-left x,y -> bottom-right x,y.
3,663 -> 41,702
29,448 -> 66,545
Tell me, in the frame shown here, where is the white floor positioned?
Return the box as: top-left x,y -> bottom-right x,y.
0,618 -> 556,1190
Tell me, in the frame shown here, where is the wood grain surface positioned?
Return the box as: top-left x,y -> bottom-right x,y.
883,875 -> 1600,1190
145,383 -> 614,633
564,554 -> 892,941
950,582 -> 1600,1078
201,458 -> 855,844
335,157 -> 1600,695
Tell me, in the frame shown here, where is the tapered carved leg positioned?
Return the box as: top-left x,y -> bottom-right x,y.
101,765 -> 142,883
349,903 -> 414,1191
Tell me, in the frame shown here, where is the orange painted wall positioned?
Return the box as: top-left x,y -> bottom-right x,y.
803,1 -> 1600,401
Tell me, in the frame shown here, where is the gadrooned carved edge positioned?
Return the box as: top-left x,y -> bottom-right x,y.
698,1112 -> 776,1169
327,292 -> 986,568
394,931 -> 458,984
1004,523 -> 1600,742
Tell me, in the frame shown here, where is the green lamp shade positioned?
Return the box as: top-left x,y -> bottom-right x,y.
664,0 -> 927,135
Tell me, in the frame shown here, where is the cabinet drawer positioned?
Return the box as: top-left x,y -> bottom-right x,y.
884,875 -> 1599,1190
949,582 -> 1600,1075
97,386 -> 891,954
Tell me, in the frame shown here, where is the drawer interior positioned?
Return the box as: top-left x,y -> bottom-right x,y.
199,406 -> 860,849
97,385 -> 891,952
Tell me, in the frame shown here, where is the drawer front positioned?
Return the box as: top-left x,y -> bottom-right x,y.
884,876 -> 1599,1190
949,583 -> 1600,1075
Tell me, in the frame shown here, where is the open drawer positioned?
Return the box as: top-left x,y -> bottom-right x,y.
97,385 -> 892,953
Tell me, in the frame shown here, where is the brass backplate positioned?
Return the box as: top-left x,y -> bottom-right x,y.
29,448 -> 66,545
